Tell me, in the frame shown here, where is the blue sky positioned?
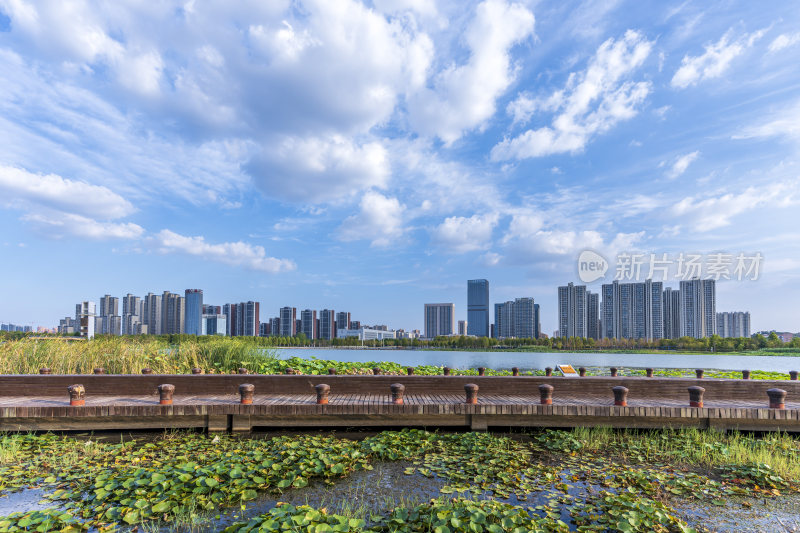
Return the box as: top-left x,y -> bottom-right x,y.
1,0 -> 799,334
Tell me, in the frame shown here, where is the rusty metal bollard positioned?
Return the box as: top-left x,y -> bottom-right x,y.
695,369 -> 704,379
238,368 -> 248,375
742,370 -> 750,379
646,368 -> 654,378
239,384 -> 255,405
768,388 -> 787,409
315,384 -> 330,405
610,367 -> 618,377
443,367 -> 451,376
141,368 -> 153,374
790,371 -> 798,381
68,385 -> 85,406
284,368 -> 294,375
93,367 -> 105,375
539,384 -> 554,405
39,368 -> 52,375
464,383 -> 479,405
390,383 -> 405,405
612,386 -> 629,406
688,386 -> 705,408
407,367 -> 415,375
512,367 -> 519,376
578,367 -> 586,377
158,384 -> 175,405
328,368 -> 337,375
545,367 -> 553,377
478,367 -> 486,376
191,368 -> 203,375
373,367 -> 381,375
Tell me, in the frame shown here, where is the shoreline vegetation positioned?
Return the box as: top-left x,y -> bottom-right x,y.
0,337 -> 798,380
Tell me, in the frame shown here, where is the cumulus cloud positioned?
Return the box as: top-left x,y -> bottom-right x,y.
153,230 -> 296,273
492,30 -> 653,160
22,212 -> 145,240
247,135 -> 390,203
672,181 -> 799,231
0,165 -> 135,219
338,191 -> 405,247
768,33 -> 800,53
664,151 -> 700,179
432,213 -> 499,253
671,29 -> 765,89
407,0 -> 535,144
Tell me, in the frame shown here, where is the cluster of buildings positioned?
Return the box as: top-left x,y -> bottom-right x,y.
57,290 -> 421,341
1,323 -> 33,333
424,279 -> 542,340
557,279 -> 751,340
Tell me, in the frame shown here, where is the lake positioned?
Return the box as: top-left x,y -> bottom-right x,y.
275,348 -> 800,372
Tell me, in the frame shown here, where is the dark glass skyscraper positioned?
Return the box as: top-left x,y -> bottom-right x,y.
184,289 -> 203,336
467,279 -> 490,337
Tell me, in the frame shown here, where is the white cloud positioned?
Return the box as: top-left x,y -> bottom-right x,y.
492,30 -> 653,160
432,213 -> 499,253
22,212 -> 145,240
671,29 -> 765,89
482,251 -> 502,266
338,191 -> 405,247
153,230 -> 296,273
407,0 -> 535,144
665,151 -> 700,179
248,135 -> 389,203
0,165 -> 134,219
734,100 -> 800,141
672,181 -> 799,231
768,33 -> 800,53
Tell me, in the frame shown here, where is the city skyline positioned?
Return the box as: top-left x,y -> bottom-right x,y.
1,1 -> 799,334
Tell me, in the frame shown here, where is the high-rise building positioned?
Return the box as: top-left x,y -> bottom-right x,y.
494,298 -> 540,339
457,320 -> 467,336
226,302 -> 260,336
335,311 -> 351,331
680,279 -> 716,339
587,292 -> 600,340
203,304 -> 221,315
534,303 -> 541,339
97,295 -> 120,335
663,288 -> 681,339
269,317 -> 280,336
467,279 -> 490,337
300,309 -> 317,339
259,322 -> 270,337
202,314 -> 226,336
424,303 -> 454,338
279,307 -> 297,337
184,289 -> 203,336
600,280 -> 663,340
319,309 -> 336,340
161,291 -> 185,335
75,301 -> 96,339
142,293 -> 162,335
558,283 -> 587,338
717,311 -> 750,338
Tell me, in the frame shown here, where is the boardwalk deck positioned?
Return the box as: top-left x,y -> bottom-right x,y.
1,375 -> 798,432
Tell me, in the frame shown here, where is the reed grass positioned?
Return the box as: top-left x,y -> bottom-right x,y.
0,337 -> 277,374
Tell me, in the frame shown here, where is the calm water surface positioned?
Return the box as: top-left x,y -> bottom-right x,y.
275,348 -> 800,372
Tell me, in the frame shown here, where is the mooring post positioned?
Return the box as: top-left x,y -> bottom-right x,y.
646,368 -> 654,378
238,368 -> 248,375
315,384 -> 330,405
695,369 -> 704,379
545,367 -> 553,376
93,367 -> 105,375
610,367 -> 618,377
141,368 -> 153,374
443,367 -> 451,376
539,384 -> 554,405
464,383 -> 479,405
284,368 -> 294,375
688,386 -> 705,407
158,384 -> 175,405
612,386 -> 628,406
578,367 -> 586,377
372,367 -> 381,375
328,368 -> 337,375
67,385 -> 85,407
790,371 -> 798,381
512,367 -> 519,376
390,383 -> 405,405
742,370 -> 750,380
39,367 -> 51,375
239,384 -> 255,405
191,368 -> 203,375
477,367 -> 486,376
768,388 -> 787,409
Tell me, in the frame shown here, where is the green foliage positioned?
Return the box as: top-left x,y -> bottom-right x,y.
0,509 -> 88,533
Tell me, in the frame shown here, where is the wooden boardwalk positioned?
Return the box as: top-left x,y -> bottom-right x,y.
1,375 -> 799,432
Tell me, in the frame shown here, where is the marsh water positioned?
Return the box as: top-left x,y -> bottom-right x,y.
276,348 -> 800,372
